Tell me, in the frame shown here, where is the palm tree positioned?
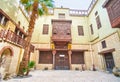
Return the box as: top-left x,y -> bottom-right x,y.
18,0 -> 54,75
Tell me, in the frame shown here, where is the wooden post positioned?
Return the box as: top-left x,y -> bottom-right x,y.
68,50 -> 72,70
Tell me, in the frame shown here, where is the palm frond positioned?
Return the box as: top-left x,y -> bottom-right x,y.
20,0 -> 29,4
38,8 -> 44,16
24,2 -> 33,12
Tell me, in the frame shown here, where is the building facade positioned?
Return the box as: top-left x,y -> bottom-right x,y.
0,0 -> 34,76
31,0 -> 120,71
0,0 -> 120,76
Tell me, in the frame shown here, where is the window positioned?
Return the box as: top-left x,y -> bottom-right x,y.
96,15 -> 102,29
0,13 -> 8,26
0,13 -> 3,23
95,11 -> 98,16
3,18 -> 8,26
101,40 -> 107,48
43,24 -> 49,34
39,51 -> 53,64
71,52 -> 84,64
78,26 -> 84,36
59,13 -> 65,19
90,24 -> 94,34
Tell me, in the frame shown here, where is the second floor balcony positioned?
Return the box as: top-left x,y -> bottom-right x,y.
0,29 -> 35,52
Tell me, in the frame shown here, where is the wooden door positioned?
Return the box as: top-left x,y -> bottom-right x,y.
104,53 -> 115,72
55,51 -> 69,70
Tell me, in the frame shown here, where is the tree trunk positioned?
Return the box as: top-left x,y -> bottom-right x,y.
18,1 -> 38,75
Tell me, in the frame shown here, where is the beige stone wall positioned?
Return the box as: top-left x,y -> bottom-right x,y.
84,51 -> 93,70
36,64 -> 53,70
92,32 -> 120,70
0,42 -> 24,74
31,8 -> 90,44
72,44 -> 89,50
71,64 -> 85,70
0,0 -> 18,22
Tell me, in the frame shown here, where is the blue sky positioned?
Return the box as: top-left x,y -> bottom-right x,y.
54,0 -> 92,10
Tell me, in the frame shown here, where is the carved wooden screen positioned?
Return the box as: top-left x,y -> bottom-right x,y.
52,20 -> 72,41
107,0 -> 120,22
105,0 -> 120,27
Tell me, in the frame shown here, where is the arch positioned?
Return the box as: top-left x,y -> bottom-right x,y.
0,46 -> 14,56
0,46 -> 14,72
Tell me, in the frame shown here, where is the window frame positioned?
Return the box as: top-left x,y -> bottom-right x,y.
90,24 -> 94,35
42,24 -> 49,34
78,26 -> 84,36
101,40 -> 107,48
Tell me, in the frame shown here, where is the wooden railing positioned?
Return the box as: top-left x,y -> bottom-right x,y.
0,29 -> 35,52
52,35 -> 71,42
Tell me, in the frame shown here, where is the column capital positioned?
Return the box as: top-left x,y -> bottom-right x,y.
52,50 -> 56,55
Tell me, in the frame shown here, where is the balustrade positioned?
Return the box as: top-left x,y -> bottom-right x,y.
0,29 -> 34,49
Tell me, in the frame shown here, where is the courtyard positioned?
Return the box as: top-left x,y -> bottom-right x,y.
1,70 -> 120,82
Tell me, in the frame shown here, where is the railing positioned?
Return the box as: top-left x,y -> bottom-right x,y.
0,29 -> 35,52
69,0 -> 98,16
52,35 -> 71,41
87,0 -> 98,14
69,9 -> 88,16
0,29 -> 27,48
55,46 -> 68,49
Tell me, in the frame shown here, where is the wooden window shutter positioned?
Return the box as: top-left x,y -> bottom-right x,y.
90,24 -> 94,34
101,40 -> 107,48
96,16 -> 102,29
59,13 -> 65,19
43,24 -> 49,34
78,26 -> 84,36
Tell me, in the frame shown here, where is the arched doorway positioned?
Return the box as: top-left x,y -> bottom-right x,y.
0,47 -> 13,73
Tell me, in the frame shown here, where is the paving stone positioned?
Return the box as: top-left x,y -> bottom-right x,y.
1,70 -> 120,82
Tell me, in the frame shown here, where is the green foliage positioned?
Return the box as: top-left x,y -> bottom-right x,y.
20,0 -> 54,16
22,68 -> 27,73
22,61 -> 35,75
28,61 -> 35,68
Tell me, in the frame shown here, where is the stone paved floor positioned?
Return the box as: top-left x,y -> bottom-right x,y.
1,70 -> 120,82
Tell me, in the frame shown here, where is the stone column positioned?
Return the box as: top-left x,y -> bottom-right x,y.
52,50 -> 56,70
68,50 -> 72,70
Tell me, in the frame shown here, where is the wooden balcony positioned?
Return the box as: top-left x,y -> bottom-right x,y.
103,0 -> 120,28
52,35 -> 71,42
0,29 -> 35,52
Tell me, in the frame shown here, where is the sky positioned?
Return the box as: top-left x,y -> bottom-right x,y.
54,0 -> 93,10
